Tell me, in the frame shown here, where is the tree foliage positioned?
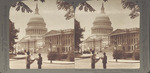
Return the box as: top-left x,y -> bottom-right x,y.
56,0 -> 140,19
56,0 -> 95,20
11,1 -> 33,13
75,19 -> 84,52
121,0 -> 140,19
34,0 -> 45,3
11,0 -> 45,13
11,0 -> 139,19
78,2 -> 95,12
57,0 -> 74,20
9,20 -> 19,53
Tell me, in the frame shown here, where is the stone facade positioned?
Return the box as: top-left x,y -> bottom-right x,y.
16,4 -> 74,54
44,29 -> 74,53
110,28 -> 139,53
84,35 -> 109,52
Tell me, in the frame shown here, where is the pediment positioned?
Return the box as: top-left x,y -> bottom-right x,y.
110,29 -> 125,35
45,30 -> 59,35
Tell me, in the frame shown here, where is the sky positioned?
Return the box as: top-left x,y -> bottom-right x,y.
9,0 -> 140,41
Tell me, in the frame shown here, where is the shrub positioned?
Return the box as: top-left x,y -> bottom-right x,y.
133,50 -> 140,60
17,51 -> 25,55
83,50 -> 91,54
47,50 -> 75,61
113,50 -> 125,59
60,54 -> 68,59
47,51 -> 71,61
124,53 -> 133,58
67,51 -> 74,61
47,51 -> 59,60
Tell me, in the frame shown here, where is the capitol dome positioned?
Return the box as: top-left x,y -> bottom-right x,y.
27,14 -> 46,26
25,4 -> 47,35
91,3 -> 113,35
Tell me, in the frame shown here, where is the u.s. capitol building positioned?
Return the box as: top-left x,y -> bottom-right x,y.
16,4 -> 74,53
83,3 -> 113,52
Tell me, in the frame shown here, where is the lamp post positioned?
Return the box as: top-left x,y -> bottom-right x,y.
114,38 -> 118,62
93,39 -> 95,51
90,36 -> 96,52
27,39 -> 30,52
49,40 -> 52,63
33,39 -> 36,53
99,38 -> 102,52
61,30 -> 64,53
14,44 -> 17,56
24,37 -> 30,53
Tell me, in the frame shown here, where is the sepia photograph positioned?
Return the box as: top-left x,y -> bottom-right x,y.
74,0 -> 140,69
0,0 -> 150,73
8,0 -> 141,70
9,0 -> 74,69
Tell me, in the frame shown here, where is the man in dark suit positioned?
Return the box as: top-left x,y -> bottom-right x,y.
101,52 -> 107,69
37,53 -> 42,69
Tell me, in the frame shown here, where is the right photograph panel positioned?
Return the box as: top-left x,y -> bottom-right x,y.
75,0 -> 140,69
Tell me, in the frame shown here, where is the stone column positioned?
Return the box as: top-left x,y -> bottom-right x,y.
36,29 -> 37,34
39,30 -> 40,34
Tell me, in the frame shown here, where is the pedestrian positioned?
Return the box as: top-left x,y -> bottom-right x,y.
26,51 -> 35,69
101,52 -> 107,69
37,53 -> 42,69
91,50 -> 100,69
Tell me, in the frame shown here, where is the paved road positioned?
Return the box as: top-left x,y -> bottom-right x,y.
10,53 -> 74,69
75,58 -> 140,69
10,51 -> 140,69
75,51 -> 140,69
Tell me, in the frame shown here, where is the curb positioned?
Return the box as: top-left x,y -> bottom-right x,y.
43,61 -> 75,64
108,60 -> 140,63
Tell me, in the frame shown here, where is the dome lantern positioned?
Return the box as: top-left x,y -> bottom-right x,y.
101,3 -> 105,14
35,4 -> 39,14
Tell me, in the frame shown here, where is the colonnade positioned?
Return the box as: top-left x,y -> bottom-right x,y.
26,29 -> 46,35
45,30 -> 74,53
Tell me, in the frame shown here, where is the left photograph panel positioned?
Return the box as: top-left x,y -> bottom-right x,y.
9,0 -> 74,69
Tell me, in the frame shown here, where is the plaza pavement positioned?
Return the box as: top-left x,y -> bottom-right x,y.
9,53 -> 75,69
9,49 -> 140,69
75,50 -> 140,69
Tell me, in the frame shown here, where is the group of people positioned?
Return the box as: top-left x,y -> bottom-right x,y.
26,51 -> 42,69
91,50 -> 107,69
25,50 -> 106,69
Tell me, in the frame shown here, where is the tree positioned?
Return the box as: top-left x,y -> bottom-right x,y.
11,0 -> 45,13
9,20 -> 19,54
11,1 -> 33,13
75,19 -> 84,52
56,0 -> 95,52
56,0 -> 140,19
11,0 -> 139,19
56,0 -> 95,20
121,0 -> 140,19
